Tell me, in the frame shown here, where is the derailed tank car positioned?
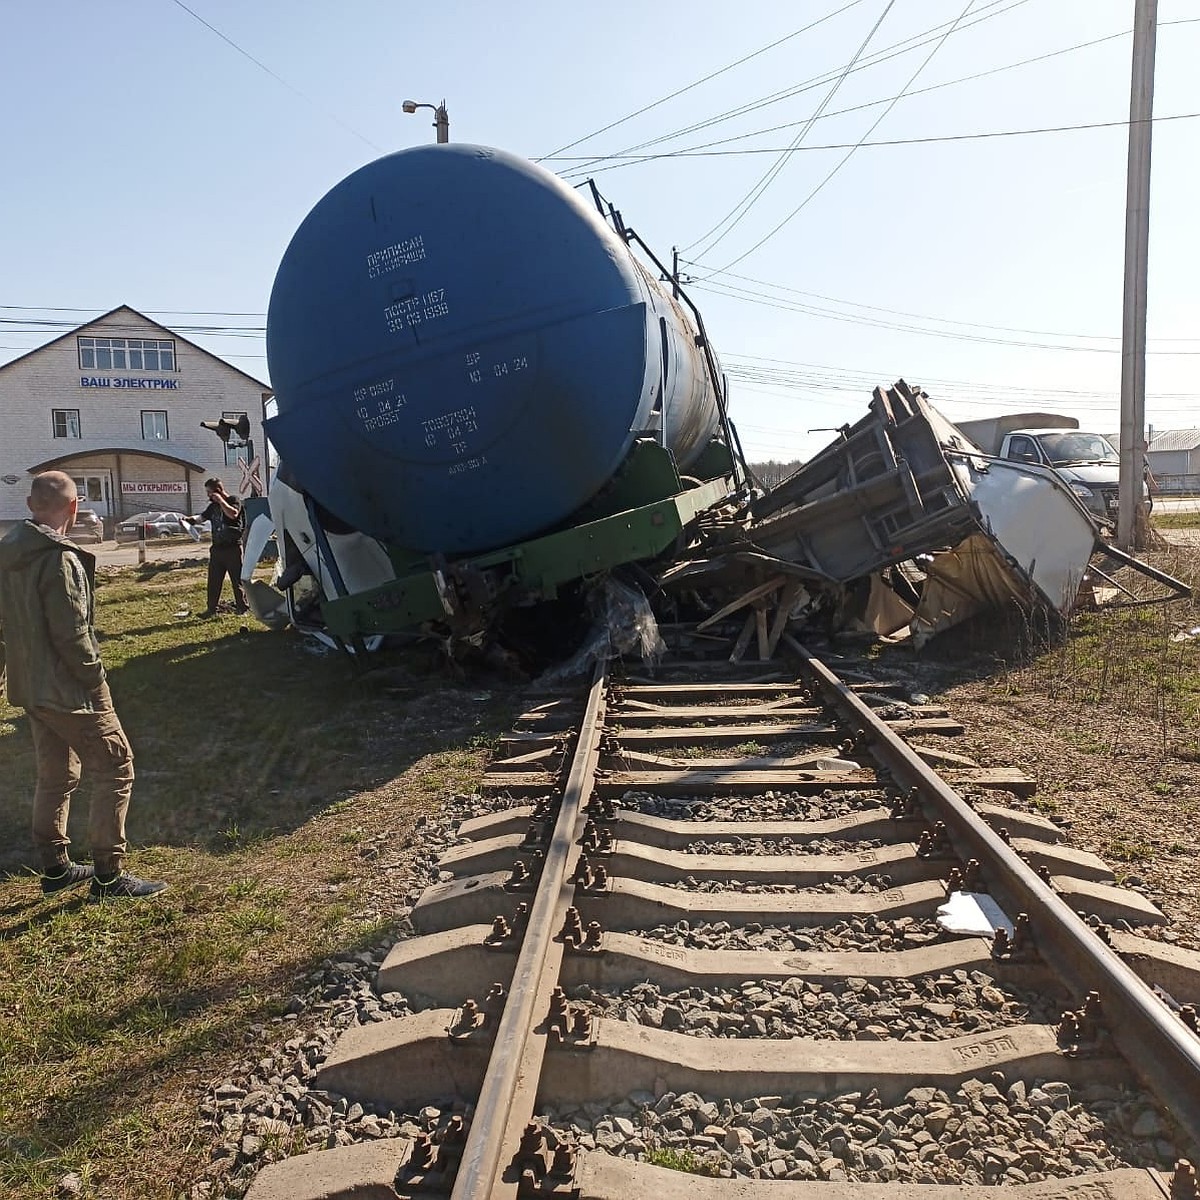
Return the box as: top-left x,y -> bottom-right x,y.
260,144 -> 741,646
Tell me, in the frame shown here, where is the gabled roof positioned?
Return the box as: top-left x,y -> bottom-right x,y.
0,304 -> 271,391
1148,428 -> 1200,453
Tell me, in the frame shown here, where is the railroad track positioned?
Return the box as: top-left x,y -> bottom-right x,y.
245,641 -> 1200,1200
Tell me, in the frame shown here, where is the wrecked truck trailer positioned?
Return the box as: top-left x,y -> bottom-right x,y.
664,380 -> 1187,652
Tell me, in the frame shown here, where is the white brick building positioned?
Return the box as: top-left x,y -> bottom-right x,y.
0,306 -> 271,533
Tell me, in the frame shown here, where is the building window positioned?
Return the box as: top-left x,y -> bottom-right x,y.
78,336 -> 176,372
142,410 -> 169,440
53,409 -> 81,438
223,411 -> 250,467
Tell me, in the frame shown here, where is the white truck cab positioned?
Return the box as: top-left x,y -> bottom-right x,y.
954,415 -> 1147,526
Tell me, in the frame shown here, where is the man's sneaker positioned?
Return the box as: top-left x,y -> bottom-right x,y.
40,861 -> 95,894
88,873 -> 169,902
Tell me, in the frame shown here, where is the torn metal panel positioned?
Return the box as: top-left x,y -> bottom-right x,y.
751,381 -> 980,580
908,452 -> 1103,644
747,381 -> 1107,645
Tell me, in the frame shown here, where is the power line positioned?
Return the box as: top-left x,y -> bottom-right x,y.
686,267 -> 1200,344
536,0 -> 869,161
553,17 -> 1200,178
723,351 -> 1200,404
695,276 -> 1200,354
709,0 -> 976,274
683,0 -> 898,259
557,27 -> 1136,178
0,309 -> 267,324
551,111 -> 1200,163
167,0 -> 385,154
559,0 -> 1032,180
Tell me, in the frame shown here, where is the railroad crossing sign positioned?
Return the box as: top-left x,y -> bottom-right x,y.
237,455 -> 263,498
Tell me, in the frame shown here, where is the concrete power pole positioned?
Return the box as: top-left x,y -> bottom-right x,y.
1117,0 -> 1158,551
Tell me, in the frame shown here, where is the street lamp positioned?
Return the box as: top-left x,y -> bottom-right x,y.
402,98 -> 449,143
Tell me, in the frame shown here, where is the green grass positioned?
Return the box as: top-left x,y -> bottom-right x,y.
985,542 -> 1200,758
643,1143 -> 723,1176
0,561 -> 519,1200
1151,509 -> 1200,530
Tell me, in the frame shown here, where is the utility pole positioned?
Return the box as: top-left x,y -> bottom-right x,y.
1117,0 -> 1157,551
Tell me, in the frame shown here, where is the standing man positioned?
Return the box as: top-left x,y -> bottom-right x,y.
0,471 -> 166,900
192,477 -> 247,617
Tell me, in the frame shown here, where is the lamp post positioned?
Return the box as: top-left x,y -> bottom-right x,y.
402,98 -> 449,143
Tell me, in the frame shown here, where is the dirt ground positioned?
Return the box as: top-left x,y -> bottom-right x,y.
938,680 -> 1199,952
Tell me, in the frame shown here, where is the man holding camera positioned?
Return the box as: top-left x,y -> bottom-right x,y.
191,477 -> 247,617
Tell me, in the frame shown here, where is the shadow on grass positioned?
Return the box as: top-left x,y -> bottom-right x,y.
0,627 -> 518,870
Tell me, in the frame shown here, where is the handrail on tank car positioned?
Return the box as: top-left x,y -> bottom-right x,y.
622,222 -> 750,496
583,178 -> 751,496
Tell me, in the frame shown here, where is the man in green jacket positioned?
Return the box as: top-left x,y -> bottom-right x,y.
0,471 -> 166,900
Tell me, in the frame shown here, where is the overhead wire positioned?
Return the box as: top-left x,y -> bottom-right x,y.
722,351 -> 1200,408
556,26 -> 1136,179
679,267 -> 1200,344
682,0 -> 898,259
553,16 -> 1200,179
693,275 -> 1200,355
535,0 -> 869,162
167,0 -> 385,153
552,111 -> 1200,163
558,0 -> 1032,180
710,0 -> 978,274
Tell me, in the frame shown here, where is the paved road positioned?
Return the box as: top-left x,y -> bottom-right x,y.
92,537 -> 211,569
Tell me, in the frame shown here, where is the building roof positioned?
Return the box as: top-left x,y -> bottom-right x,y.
0,304 -> 270,391
1148,428 -> 1200,453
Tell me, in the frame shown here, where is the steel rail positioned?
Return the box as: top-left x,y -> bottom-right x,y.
450,661 -> 609,1200
786,635 -> 1200,1152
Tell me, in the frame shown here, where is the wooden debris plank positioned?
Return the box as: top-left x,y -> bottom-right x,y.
729,612 -> 757,663
755,605 -> 771,661
696,577 -> 786,632
764,580 -> 804,661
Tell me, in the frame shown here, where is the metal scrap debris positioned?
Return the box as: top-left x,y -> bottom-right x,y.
660,380 -> 1190,657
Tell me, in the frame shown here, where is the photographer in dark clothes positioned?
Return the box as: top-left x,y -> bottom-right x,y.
190,478 -> 247,617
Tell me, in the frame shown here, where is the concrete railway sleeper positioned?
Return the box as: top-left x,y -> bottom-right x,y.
245,646 -> 1200,1200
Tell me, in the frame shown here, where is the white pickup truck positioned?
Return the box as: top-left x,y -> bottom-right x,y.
953,413 -> 1147,526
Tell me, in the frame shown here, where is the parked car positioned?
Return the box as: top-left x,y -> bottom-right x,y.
72,508 -> 104,543
116,511 -> 207,540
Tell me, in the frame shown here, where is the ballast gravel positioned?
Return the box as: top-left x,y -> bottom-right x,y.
188,792 -> 494,1199
540,1079 -> 1179,1185
665,872 -> 897,893
566,970 -> 1066,1041
684,835 -> 883,855
634,915 -> 945,952
620,789 -> 887,822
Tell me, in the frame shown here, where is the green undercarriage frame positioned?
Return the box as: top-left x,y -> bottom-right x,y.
321,440 -> 734,640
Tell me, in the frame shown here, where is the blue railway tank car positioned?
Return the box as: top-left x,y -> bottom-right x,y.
265,144 -> 722,556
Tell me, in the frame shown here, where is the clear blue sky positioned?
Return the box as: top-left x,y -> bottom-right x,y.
3,0 -> 1197,461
